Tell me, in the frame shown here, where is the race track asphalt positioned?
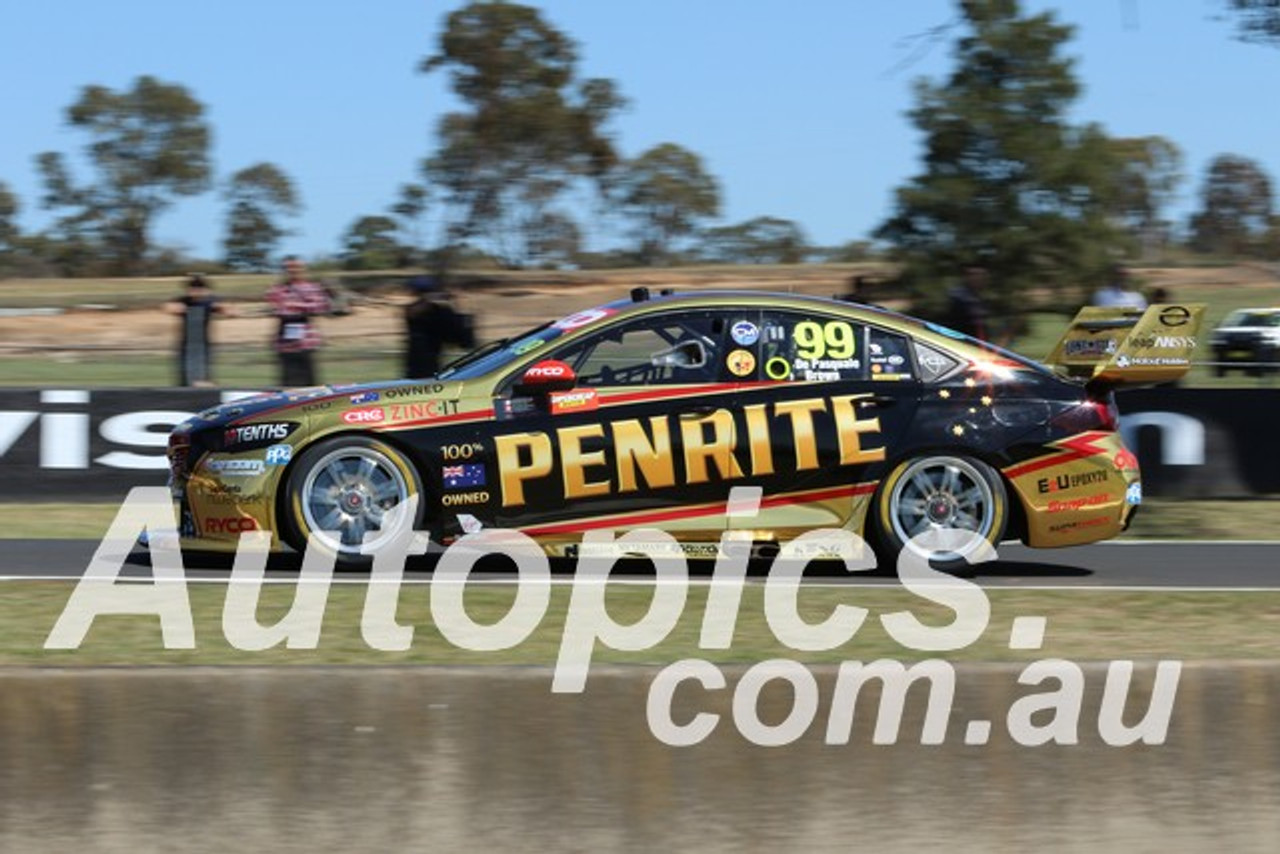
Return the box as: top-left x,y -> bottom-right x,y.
2,538 -> 1278,588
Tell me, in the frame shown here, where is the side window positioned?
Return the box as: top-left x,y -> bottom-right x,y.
549,312 -> 726,387
759,311 -> 866,382
912,340 -> 963,383
867,328 -> 916,381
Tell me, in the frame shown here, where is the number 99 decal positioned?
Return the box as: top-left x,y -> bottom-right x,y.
793,320 -> 857,360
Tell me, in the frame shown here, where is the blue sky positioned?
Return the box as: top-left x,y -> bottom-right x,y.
0,1 -> 1275,263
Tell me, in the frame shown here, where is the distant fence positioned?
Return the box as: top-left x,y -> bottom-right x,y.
0,387 -> 1272,500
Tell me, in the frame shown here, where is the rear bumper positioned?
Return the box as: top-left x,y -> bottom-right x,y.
1002,431 -> 1141,548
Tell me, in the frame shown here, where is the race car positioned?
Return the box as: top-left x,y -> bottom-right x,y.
166,289 -> 1203,567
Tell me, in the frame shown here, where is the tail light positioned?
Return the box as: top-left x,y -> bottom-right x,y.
1051,398 -> 1118,433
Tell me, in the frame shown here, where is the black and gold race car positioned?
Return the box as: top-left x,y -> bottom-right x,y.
167,290 -> 1202,566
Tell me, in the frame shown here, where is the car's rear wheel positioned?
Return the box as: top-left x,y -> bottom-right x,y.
870,454 -> 1007,572
281,436 -> 424,564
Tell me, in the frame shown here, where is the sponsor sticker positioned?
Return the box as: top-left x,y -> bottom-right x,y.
342,407 -> 386,424
727,349 -> 756,377
1126,482 -> 1143,505
223,422 -> 297,450
511,338 -> 547,355
387,400 -> 462,421
264,444 -> 292,465
204,517 -> 260,534
765,356 -> 791,380
349,391 -> 380,404
204,458 -> 265,476
550,389 -> 599,415
553,308 -> 613,330
1047,493 -> 1110,513
730,321 -> 760,347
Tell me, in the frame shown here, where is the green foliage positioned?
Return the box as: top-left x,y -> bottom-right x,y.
389,182 -> 429,262
699,216 -> 808,264
616,143 -> 720,265
36,76 -> 211,275
222,162 -> 301,271
0,180 -> 18,262
1189,154 -> 1275,257
341,215 -> 405,270
421,1 -> 625,268
876,0 -> 1129,316
1224,0 -> 1280,44
1103,136 -> 1184,257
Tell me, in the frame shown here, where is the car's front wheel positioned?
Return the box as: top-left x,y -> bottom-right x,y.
281,435 -> 424,564
870,454 -> 1008,572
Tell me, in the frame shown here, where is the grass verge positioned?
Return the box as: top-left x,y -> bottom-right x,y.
5,583 -> 1279,666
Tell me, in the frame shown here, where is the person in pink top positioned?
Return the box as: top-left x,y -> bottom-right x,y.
266,256 -> 332,387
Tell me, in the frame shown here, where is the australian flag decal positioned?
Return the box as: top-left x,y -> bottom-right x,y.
442,463 -> 486,488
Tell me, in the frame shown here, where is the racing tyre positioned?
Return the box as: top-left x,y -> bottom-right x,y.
281,435 -> 425,566
870,454 -> 1008,573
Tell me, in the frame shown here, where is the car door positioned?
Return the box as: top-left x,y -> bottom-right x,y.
481,308 -> 742,544
722,307 -> 922,536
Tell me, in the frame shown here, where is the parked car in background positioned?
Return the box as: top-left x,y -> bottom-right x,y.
1210,308 -> 1280,376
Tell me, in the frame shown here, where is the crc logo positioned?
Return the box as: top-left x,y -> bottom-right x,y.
342,407 -> 385,424
204,516 -> 260,534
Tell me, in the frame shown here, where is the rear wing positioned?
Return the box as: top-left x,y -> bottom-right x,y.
1044,303 -> 1206,389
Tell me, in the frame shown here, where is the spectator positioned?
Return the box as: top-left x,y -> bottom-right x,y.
945,264 -> 990,340
1092,264 -> 1147,310
166,273 -> 226,387
266,256 -> 331,387
404,275 -> 475,378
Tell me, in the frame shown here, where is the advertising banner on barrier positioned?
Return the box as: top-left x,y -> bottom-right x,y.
1117,388 -> 1280,498
0,387 -> 1274,499
0,389 -> 255,499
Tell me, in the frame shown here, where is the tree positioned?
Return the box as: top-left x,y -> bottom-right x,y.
875,0 -> 1127,316
341,216 -> 404,270
36,76 -> 211,275
421,1 -> 625,267
617,143 -> 720,265
0,181 -> 18,256
389,182 -> 429,263
1188,154 -> 1274,257
222,163 -> 300,271
1223,0 -> 1280,44
699,217 -> 808,264
1102,136 -> 1183,258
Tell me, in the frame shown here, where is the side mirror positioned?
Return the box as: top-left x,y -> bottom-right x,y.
651,339 -> 708,369
515,359 -> 577,396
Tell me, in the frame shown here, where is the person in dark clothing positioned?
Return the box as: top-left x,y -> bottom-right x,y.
945,264 -> 991,340
404,275 -> 474,378
167,274 -> 226,386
